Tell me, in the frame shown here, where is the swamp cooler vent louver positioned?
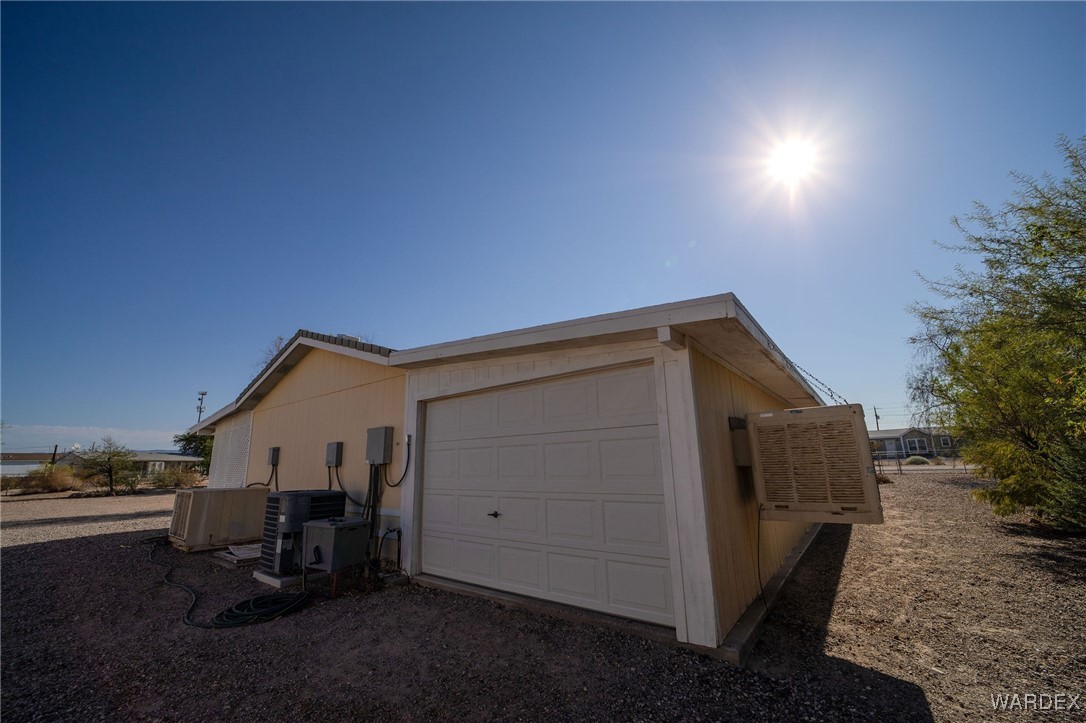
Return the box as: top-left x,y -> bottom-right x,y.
747,404 -> 884,524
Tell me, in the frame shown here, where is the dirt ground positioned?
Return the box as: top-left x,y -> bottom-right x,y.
1,472 -> 1083,721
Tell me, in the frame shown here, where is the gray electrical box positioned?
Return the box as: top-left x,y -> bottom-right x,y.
268,447 -> 280,466
366,426 -> 394,465
302,517 -> 371,573
326,441 -> 343,467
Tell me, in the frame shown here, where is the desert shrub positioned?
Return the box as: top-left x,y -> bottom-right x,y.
931,456 -> 946,465
876,473 -> 894,485
904,455 -> 930,465
21,464 -> 82,493
151,468 -> 200,489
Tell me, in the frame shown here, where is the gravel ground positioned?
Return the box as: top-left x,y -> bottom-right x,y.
2,473 -> 1083,722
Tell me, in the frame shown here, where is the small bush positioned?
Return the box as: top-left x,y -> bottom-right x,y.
904,455 -> 930,465
931,456 -> 946,465
151,468 -> 200,489
876,473 -> 894,485
21,464 -> 83,493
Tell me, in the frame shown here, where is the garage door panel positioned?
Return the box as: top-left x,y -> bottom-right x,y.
543,440 -> 596,480
459,447 -> 494,478
498,546 -> 544,590
545,499 -> 600,544
458,539 -> 497,581
420,533 -> 456,573
421,364 -> 673,626
497,496 -> 542,534
597,370 -> 657,419
547,552 -> 601,601
427,427 -> 658,494
458,495 -> 499,531
496,444 -> 541,480
542,378 -> 598,423
498,388 -> 542,427
606,560 -> 673,621
422,494 -> 457,527
603,500 -> 668,556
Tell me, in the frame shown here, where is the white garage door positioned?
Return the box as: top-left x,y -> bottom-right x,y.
420,365 -> 674,626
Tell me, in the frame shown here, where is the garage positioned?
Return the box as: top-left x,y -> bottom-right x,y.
418,364 -> 674,626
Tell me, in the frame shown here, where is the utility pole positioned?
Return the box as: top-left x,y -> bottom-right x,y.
197,391 -> 208,423
873,406 -> 881,431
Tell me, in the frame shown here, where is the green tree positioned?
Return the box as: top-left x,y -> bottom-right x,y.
173,431 -> 213,475
76,436 -> 137,494
909,136 -> 1086,530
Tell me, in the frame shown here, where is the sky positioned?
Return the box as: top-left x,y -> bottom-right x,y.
2,1 -> 1083,452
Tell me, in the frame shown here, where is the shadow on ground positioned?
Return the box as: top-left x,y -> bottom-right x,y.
4,526 -> 932,722
748,525 -> 934,722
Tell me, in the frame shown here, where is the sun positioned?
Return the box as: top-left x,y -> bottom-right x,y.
767,138 -> 817,188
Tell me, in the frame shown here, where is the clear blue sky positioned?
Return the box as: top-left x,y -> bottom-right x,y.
2,2 -> 1083,451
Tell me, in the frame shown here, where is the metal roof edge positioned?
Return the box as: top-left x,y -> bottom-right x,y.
389,293 -> 738,367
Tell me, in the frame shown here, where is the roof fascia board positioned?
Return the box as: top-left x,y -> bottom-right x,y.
390,294 -> 738,367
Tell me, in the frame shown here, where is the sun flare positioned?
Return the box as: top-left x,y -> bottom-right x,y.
767,138 -> 817,187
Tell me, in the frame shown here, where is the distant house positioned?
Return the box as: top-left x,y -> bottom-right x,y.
1,452 -> 57,477
3,450 -> 201,481
868,427 -> 959,459
130,452 -> 204,477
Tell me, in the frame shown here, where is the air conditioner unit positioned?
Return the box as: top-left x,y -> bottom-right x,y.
259,490 -> 347,576
747,403 -> 883,524
168,487 -> 270,552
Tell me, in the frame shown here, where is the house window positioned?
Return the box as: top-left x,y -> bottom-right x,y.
940,436 -> 951,448
907,438 -> 929,454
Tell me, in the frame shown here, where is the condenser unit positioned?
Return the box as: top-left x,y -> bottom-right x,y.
168,488 -> 270,552
747,403 -> 883,524
259,490 -> 347,576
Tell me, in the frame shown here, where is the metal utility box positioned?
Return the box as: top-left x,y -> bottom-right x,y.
268,447 -> 280,466
303,517 -> 371,573
366,426 -> 394,465
326,441 -> 343,467
259,490 -> 347,576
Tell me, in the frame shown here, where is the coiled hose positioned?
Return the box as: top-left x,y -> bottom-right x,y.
144,536 -> 308,629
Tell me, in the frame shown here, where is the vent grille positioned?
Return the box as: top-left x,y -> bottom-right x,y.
170,491 -> 194,538
748,404 -> 883,524
258,491 -> 348,575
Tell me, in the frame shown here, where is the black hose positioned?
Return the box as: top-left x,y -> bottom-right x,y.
382,436 -> 412,488
144,537 -> 308,628
210,592 -> 309,628
334,466 -> 366,508
246,466 -> 277,489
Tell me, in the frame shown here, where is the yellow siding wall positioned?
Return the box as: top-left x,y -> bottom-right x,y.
690,347 -> 811,636
246,350 -> 407,512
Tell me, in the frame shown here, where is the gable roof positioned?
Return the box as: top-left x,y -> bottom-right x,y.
390,293 -> 822,407
192,293 -> 824,435
194,330 -> 395,434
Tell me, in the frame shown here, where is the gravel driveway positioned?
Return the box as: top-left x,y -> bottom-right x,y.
2,474 -> 1083,722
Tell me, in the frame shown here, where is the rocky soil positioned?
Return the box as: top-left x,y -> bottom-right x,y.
2,473 -> 1082,721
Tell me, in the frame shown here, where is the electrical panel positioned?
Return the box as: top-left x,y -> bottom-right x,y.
366,426 -> 394,465
746,404 -> 883,524
268,447 -> 280,466
326,441 -> 343,467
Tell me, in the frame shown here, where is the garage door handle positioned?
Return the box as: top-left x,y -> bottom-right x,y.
487,511 -> 501,518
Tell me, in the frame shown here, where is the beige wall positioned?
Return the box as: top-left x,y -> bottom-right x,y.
246,349 -> 407,513
689,346 -> 812,636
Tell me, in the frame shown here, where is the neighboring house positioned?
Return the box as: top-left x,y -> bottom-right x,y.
3,450 -> 200,479
130,452 -> 204,478
868,427 -> 960,459
192,293 -> 852,654
1,452 -> 56,477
